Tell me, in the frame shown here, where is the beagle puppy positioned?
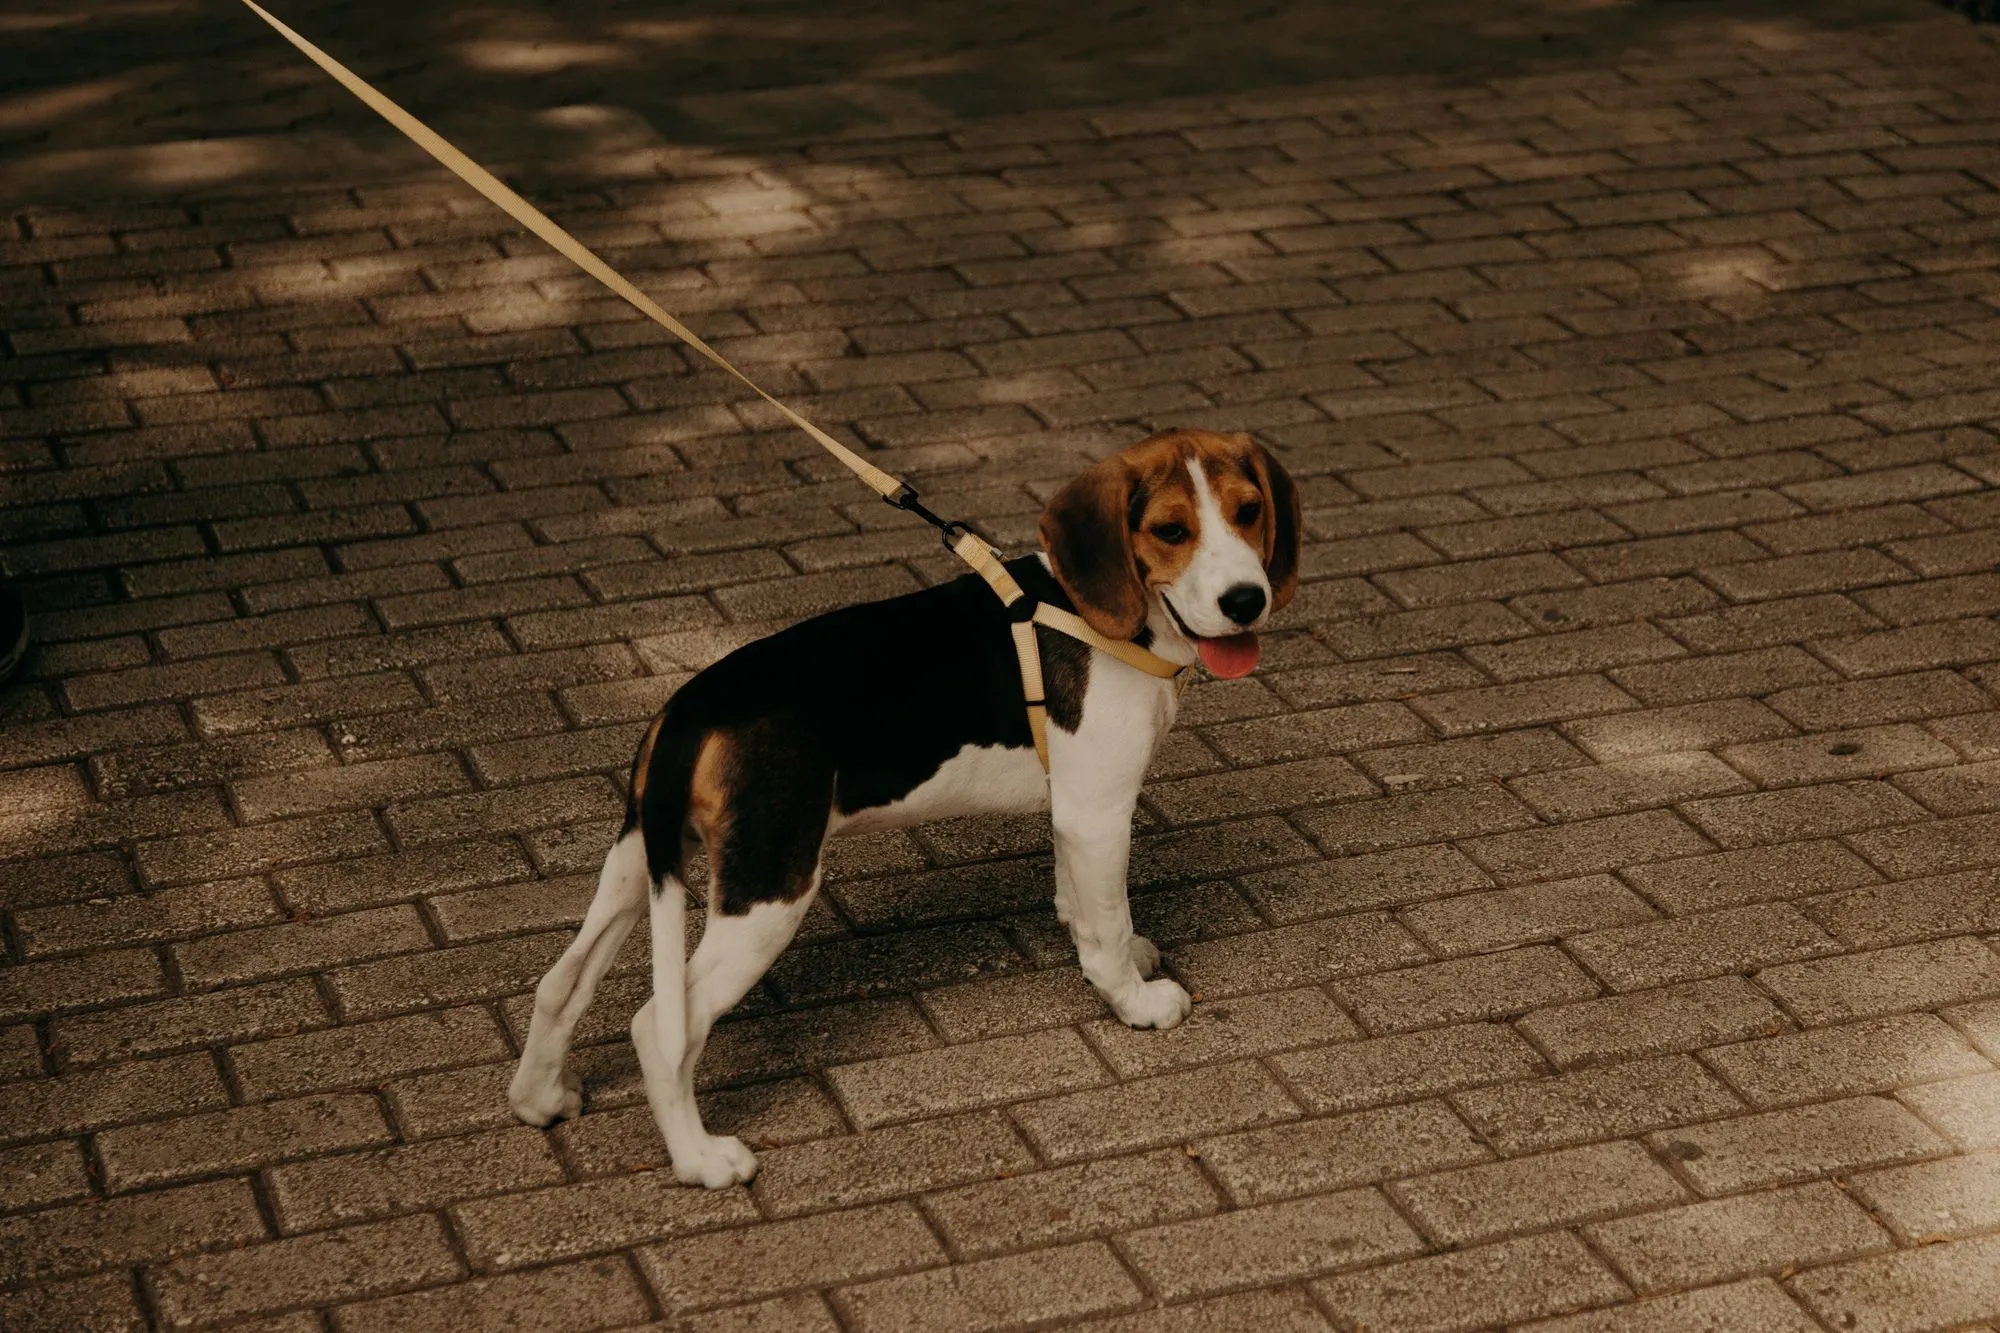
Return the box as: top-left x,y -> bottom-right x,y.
508,428 -> 1302,1187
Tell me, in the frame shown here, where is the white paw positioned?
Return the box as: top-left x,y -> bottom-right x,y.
673,1133 -> 759,1189
1128,934 -> 1161,978
1114,976 -> 1192,1030
508,1066 -> 582,1127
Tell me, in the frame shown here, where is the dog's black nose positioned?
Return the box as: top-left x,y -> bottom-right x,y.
1218,584 -> 1266,626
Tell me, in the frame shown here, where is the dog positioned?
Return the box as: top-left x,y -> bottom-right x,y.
507,427 -> 1302,1187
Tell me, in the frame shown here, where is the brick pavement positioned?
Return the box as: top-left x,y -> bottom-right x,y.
7,4 -> 2000,1331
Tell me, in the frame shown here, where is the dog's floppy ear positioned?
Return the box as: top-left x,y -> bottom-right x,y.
1239,434 -> 1302,613
1040,455 -> 1148,640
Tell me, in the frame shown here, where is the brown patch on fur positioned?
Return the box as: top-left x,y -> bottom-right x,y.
630,715 -> 664,803
1040,428 -> 1302,636
685,730 -> 733,848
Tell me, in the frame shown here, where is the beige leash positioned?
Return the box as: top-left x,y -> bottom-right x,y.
238,0 -> 1187,770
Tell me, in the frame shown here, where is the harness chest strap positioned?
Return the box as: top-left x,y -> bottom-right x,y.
949,533 -> 1188,772
238,0 -> 1188,773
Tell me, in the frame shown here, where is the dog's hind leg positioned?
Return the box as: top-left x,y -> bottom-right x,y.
509,828 -> 648,1126
639,886 -> 816,1187
635,722 -> 830,1187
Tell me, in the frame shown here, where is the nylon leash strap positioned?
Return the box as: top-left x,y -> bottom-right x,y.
238,0 -> 1187,770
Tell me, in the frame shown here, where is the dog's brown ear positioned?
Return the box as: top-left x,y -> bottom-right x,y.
1040,455 -> 1148,640
1241,435 -> 1302,613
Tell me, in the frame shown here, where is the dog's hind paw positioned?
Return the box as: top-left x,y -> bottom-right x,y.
673,1134 -> 759,1189
1114,977 -> 1192,1030
508,1067 -> 583,1127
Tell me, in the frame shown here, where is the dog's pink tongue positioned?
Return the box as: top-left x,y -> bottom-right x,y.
1195,633 -> 1260,679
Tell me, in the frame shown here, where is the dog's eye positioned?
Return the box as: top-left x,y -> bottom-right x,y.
1235,500 -> 1262,526
1150,522 -> 1190,545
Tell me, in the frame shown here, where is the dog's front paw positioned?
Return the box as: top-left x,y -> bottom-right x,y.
1114,976 -> 1191,1030
1128,934 -> 1161,978
508,1066 -> 582,1127
673,1134 -> 759,1189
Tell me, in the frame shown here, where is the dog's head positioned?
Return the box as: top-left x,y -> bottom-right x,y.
1039,428 -> 1302,678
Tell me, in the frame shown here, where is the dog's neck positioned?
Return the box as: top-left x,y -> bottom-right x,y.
1031,552 -> 1200,668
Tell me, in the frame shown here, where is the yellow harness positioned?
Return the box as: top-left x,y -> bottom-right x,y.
239,0 -> 1187,770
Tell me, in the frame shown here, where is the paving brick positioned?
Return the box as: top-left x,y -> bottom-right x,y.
0,1141 -> 90,1213
333,1258 -> 652,1333
836,1240 -> 1141,1333
0,948 -> 167,1023
1585,1180 -> 1891,1295
1056,1288 -> 1334,1333
1393,1138 -> 1686,1245
1080,986 -> 1357,1079
1012,1060 -> 1299,1163
1790,1232 -> 2000,1333
451,1168 -> 761,1272
1413,674 -> 1639,736
1298,782 -> 1542,865
1509,753 -> 1751,822
95,1093 -> 392,1192
1653,1095 -> 1952,1197
1120,1189 -> 1424,1302
1165,904 -> 1424,994
327,931 -> 568,1019
922,1149 -> 1218,1258
752,1111 -> 1035,1217
230,1006 -> 508,1101
1204,701 -> 1431,764
1353,727 -> 1590,791
1567,904 -> 1837,992
1193,1099 -> 1488,1207
1519,977 -> 1789,1070
1682,780 -> 1929,848
1561,699 -> 1795,762
1454,1055 -> 1743,1156
268,1125 -> 564,1233
148,1213 -> 464,1328
0,1052 -> 228,1143
1896,756 -> 2000,815
1336,945 -> 1601,1032
50,976 -> 328,1067
125,814 -> 377,893
1818,618 -> 2000,677
1610,646 -> 1837,707
22,857 -> 257,947
173,904 -> 431,988
1759,937 -> 2000,1026
1463,622 -> 1687,682
1312,1232 -> 1628,1333
1721,723 -> 1958,789
1705,1010 -> 1992,1109
1770,669 -> 1992,730
1463,809 -> 1714,884
1848,810 -> 2000,877
1899,1047 -> 2000,1139
1519,1279 -> 1822,1333
1625,840 -> 1881,915
697,998 -> 941,1089
0,1178 -> 265,1287
637,1204 -> 943,1315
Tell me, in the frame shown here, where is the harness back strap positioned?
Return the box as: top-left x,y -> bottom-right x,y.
243,0 -> 1189,775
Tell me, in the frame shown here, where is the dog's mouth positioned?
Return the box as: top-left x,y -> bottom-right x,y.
1163,596 -> 1261,679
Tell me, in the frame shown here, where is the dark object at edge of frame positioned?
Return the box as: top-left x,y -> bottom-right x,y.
1937,0 -> 2000,22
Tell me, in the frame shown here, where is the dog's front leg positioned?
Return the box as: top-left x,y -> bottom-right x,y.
1051,798 -> 1191,1029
